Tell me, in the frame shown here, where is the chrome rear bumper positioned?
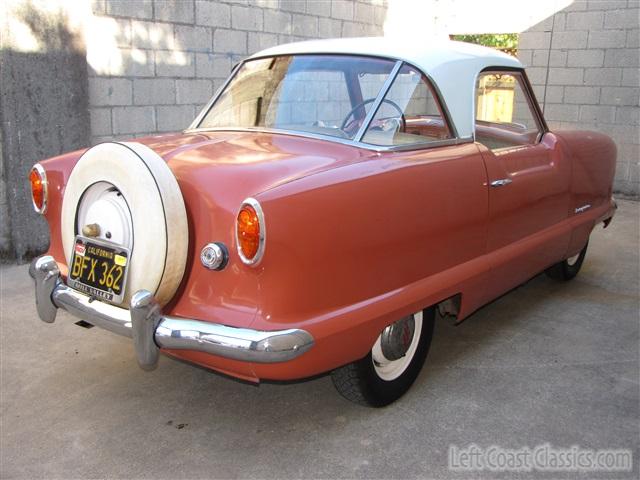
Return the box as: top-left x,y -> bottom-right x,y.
30,256 -> 314,370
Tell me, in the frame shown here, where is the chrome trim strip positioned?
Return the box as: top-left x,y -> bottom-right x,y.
31,163 -> 48,214
236,197 -> 266,266
354,60 -> 403,142
31,256 -> 314,370
185,126 -> 473,153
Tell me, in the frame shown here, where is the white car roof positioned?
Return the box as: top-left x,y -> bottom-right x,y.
250,37 -> 522,139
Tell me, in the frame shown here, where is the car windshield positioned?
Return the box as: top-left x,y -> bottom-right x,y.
198,55 -> 397,140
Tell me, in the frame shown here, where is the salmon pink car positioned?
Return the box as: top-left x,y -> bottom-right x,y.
30,38 -> 617,406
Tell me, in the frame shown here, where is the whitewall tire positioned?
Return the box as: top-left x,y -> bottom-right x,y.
331,307 -> 436,407
61,142 -> 188,307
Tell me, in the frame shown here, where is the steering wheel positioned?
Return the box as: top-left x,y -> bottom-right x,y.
340,98 -> 406,135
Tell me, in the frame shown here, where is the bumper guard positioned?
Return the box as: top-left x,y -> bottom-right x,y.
30,256 -> 314,370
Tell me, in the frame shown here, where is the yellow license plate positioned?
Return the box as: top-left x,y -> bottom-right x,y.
67,236 -> 130,304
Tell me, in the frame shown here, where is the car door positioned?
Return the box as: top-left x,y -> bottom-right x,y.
474,70 -> 571,297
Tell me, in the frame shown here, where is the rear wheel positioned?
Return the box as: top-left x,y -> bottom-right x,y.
331,307 -> 435,407
545,241 -> 588,281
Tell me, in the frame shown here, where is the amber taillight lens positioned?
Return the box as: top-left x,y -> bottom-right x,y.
30,165 -> 47,214
236,199 -> 264,265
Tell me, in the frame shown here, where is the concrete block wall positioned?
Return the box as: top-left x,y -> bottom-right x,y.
517,0 -> 639,196
89,0 -> 388,145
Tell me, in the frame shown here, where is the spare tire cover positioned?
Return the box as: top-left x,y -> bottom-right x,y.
61,142 -> 188,307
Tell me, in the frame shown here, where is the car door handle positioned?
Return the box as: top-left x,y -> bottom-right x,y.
490,178 -> 512,187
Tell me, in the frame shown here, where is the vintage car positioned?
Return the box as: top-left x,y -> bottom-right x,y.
29,38 -> 616,407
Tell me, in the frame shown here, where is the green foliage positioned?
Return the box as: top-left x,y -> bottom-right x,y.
451,34 -> 519,50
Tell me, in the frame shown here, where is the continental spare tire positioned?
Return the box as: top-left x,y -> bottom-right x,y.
61,142 -> 188,307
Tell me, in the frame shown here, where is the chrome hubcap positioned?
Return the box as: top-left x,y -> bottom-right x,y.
76,182 -> 133,249
379,315 -> 415,361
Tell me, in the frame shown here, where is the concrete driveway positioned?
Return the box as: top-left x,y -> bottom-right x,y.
1,200 -> 638,479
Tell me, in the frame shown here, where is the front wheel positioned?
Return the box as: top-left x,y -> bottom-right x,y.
545,241 -> 588,281
331,307 -> 435,407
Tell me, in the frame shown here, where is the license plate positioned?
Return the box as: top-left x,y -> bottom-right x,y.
68,236 -> 130,304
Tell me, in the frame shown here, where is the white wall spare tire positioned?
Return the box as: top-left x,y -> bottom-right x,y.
61,142 -> 188,307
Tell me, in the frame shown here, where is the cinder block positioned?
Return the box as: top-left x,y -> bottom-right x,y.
627,29 -> 639,48
155,50 -> 196,77
517,49 -> 532,66
120,48 -> 155,77
90,108 -> 112,136
279,0 -> 307,14
564,86 -> 600,104
524,66 -> 548,84
155,0 -> 195,24
156,105 -> 196,132
176,79 -> 213,104
195,0 -> 230,27
331,0 -> 354,21
214,29 -> 247,54
131,20 -> 175,50
342,21 -> 368,37
292,14 -> 318,37
604,8 -> 639,29
605,48 -> 639,68
579,105 -> 616,123
551,30 -> 588,49
307,0 -> 331,17
549,67 -> 584,85
518,32 -> 551,50
92,0 -> 106,15
354,2 -> 374,24
195,53 -> 232,78
374,5 -> 386,25
112,106 -> 155,134
174,25 -> 212,52
584,67 -> 621,86
537,85 -> 564,104
319,17 -> 342,38
566,11 -> 603,30
532,49 -> 567,67
544,104 -> 580,122
588,29 -> 626,48
616,106 -> 640,125
264,10 -> 292,34
106,0 -> 153,19
133,78 -> 175,105
112,18 -> 132,47
231,6 -> 263,31
600,86 -> 640,106
89,78 -> 132,106
567,49 -> 604,67
247,32 -> 279,53
588,0 -> 627,10
622,68 -> 639,87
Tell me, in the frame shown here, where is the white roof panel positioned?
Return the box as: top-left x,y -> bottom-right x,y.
249,37 -> 522,139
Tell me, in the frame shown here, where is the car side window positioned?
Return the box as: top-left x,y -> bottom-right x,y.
362,65 -> 453,147
475,72 -> 542,151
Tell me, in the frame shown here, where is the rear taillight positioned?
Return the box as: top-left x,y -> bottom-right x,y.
236,198 -> 265,265
30,164 -> 48,214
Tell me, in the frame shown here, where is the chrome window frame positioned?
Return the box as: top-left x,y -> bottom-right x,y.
186,53 -> 471,153
472,67 -> 549,151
